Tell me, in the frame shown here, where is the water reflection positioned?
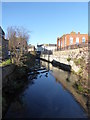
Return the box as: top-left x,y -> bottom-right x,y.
5,61 -> 88,118
41,61 -> 88,112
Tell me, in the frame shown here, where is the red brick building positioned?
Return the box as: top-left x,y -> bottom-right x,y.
57,31 -> 88,50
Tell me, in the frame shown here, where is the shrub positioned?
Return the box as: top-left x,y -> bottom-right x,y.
77,85 -> 84,92
67,57 -> 71,62
0,59 -> 11,66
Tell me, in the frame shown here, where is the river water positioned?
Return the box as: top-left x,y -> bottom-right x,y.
5,60 -> 88,118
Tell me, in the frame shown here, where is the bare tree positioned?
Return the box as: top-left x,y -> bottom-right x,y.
7,26 -> 30,64
7,26 -> 16,51
7,26 -> 30,52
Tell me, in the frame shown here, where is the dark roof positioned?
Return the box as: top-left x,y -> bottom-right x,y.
0,26 -> 5,36
37,44 -> 43,47
37,44 -> 57,47
48,44 -> 57,46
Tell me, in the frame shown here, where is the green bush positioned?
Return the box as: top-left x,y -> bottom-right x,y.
67,57 -> 71,62
77,85 -> 84,92
0,59 -> 11,66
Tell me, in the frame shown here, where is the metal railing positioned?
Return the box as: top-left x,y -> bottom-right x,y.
57,42 -> 88,51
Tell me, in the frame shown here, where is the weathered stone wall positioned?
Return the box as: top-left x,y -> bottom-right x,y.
1,64 -> 16,87
41,47 -> 88,79
53,47 -> 88,63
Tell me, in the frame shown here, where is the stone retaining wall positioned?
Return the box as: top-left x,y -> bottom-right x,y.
1,64 -> 16,86
41,47 -> 88,79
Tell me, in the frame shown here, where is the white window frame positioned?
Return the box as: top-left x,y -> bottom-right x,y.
70,37 -> 73,45
76,37 -> 79,44
82,37 -> 85,43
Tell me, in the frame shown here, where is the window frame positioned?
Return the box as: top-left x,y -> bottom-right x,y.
70,37 -> 73,45
76,37 -> 79,44
82,37 -> 85,43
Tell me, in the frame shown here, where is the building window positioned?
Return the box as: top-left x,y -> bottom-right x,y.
70,37 -> 73,45
82,37 -> 85,42
76,37 -> 79,44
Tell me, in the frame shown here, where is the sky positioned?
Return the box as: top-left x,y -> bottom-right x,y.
2,2 -> 88,47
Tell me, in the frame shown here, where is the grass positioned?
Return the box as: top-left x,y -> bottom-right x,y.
0,59 -> 11,66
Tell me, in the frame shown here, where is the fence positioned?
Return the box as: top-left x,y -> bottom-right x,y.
57,42 -> 88,51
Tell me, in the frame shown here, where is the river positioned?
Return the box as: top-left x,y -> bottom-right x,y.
4,60 -> 88,118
